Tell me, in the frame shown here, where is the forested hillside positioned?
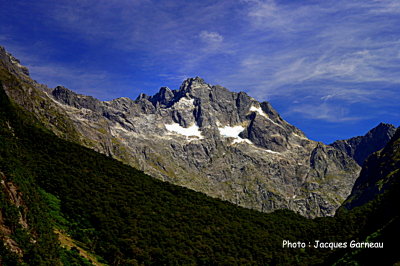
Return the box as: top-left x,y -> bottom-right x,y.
1,75 -> 399,264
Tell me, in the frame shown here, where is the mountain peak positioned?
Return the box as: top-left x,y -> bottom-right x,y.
0,46 -> 30,77
0,48 -> 361,218
372,122 -> 396,133
330,122 -> 397,165
147,86 -> 175,107
343,127 -> 400,210
182,76 -> 206,85
179,76 -> 210,92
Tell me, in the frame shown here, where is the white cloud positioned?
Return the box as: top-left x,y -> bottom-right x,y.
199,31 -> 224,44
244,0 -> 295,31
198,30 -> 225,54
207,0 -> 400,121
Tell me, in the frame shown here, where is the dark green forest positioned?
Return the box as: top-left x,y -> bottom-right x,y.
0,75 -> 399,265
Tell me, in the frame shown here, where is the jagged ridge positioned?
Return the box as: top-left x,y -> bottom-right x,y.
0,46 -> 361,218
331,123 -> 397,165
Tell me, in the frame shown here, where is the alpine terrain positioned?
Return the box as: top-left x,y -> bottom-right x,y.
331,123 -> 397,165
1,44 -> 400,265
0,46 -> 361,218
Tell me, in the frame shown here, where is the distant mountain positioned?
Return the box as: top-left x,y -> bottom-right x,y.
0,46 -> 360,218
343,128 -> 400,210
332,128 -> 400,265
330,123 -> 397,165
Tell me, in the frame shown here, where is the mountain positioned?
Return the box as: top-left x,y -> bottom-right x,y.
1,45 -> 399,265
343,128 -> 400,210
0,46 -> 360,218
0,75 -> 344,265
1,76 -> 399,265
1,66 -> 399,265
331,128 -> 400,265
330,123 -> 397,165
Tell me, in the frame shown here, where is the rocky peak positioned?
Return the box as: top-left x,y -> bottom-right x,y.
52,85 -> 75,98
52,85 -> 79,106
145,78 -> 212,109
179,77 -> 208,91
368,122 -> 396,138
330,123 -> 397,165
148,86 -> 175,107
0,46 -> 30,78
0,47 -> 362,218
136,93 -> 150,101
131,77 -> 307,150
176,77 -> 212,100
52,86 -> 102,112
343,128 -> 400,210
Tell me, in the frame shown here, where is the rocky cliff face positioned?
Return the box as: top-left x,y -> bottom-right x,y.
0,46 -> 361,218
343,128 -> 400,210
0,172 -> 27,259
330,123 -> 397,165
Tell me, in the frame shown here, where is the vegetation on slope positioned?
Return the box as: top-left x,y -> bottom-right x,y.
1,75 -> 400,265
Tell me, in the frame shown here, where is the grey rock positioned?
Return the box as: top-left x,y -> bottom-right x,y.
342,128 -> 400,210
330,123 -> 397,165
52,86 -> 103,112
0,47 -> 361,218
0,46 -> 30,77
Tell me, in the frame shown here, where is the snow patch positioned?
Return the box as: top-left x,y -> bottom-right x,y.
249,105 -> 267,118
265,149 -> 280,154
249,105 -> 281,127
218,125 -> 245,138
232,138 -> 253,144
165,123 -> 203,139
218,125 -> 252,144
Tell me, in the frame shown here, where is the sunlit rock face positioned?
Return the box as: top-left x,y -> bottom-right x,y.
1,47 -> 361,218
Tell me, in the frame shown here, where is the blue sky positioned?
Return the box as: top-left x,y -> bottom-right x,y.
1,0 -> 399,143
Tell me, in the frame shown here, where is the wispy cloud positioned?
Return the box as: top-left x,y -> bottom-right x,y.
207,0 -> 400,126
3,44 -> 137,100
1,0 -> 399,137
28,64 -> 107,89
288,102 -> 368,123
199,30 -> 224,52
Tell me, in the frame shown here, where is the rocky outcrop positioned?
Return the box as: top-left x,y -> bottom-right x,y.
343,128 -> 400,210
0,172 -> 28,259
0,46 -> 29,78
0,46 -> 361,218
330,123 -> 397,165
